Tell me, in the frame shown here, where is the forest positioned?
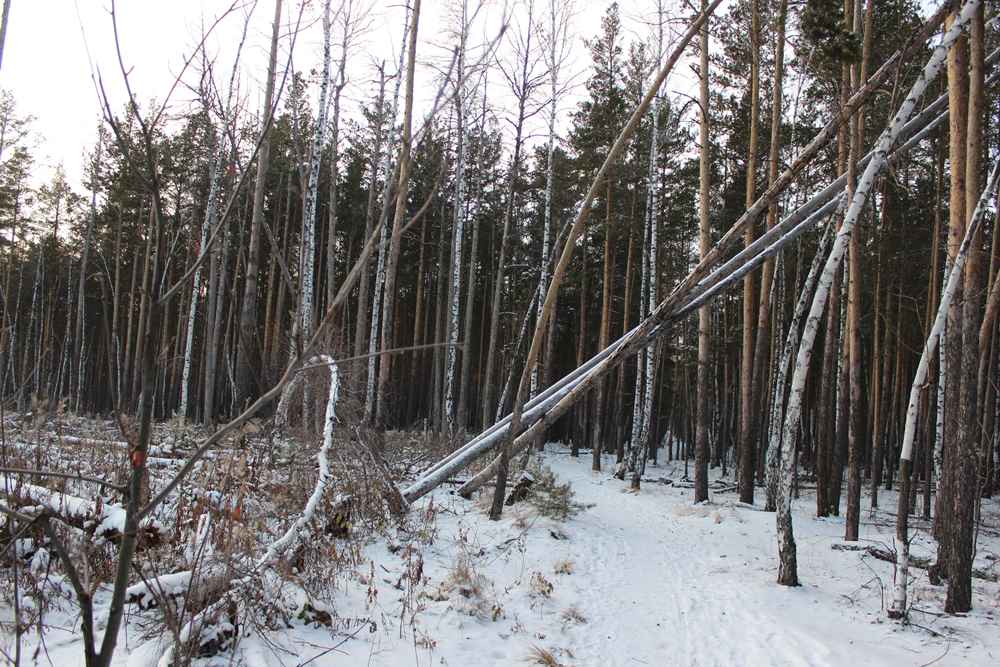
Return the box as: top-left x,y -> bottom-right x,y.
1,0 -> 999,664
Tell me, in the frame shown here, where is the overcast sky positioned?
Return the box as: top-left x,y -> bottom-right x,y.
2,0 -> 715,191
3,0 -> 938,193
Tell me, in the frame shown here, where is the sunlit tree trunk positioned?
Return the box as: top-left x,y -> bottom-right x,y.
694,0 -> 711,502
936,6 -> 970,581
737,0 -> 760,503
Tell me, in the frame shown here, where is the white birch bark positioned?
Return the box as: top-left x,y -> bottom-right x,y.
180,147 -> 220,420
628,2 -> 663,484
284,0 -> 334,428
775,0 -> 980,585
298,0 -> 334,354
444,17 -> 468,429
934,256 -> 950,490
363,7 -> 411,424
766,214 -> 837,508
889,157 -> 999,618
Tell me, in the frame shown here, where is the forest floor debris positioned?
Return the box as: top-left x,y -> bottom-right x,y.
2,430 -> 999,666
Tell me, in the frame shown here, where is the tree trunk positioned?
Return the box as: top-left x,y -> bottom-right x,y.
694,0 -> 711,503
947,1 -> 983,614
936,5 -> 970,584
844,0 -> 871,542
375,0 -> 422,426
737,0 -> 761,504
234,0 -> 281,410
443,13 -> 469,430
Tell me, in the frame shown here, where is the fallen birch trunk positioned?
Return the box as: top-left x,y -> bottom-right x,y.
2,476 -> 162,546
135,356 -> 340,661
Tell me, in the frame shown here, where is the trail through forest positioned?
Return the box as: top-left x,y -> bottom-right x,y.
322,447 -> 999,667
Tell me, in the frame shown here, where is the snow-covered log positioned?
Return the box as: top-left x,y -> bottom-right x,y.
153,355 -> 340,660
2,476 -> 162,546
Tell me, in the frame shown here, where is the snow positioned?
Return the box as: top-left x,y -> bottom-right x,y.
7,444 -> 999,666
0,475 -> 160,543
340,448 -> 997,667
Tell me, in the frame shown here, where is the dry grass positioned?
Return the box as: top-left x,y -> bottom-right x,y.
553,559 -> 574,575
560,605 -> 587,624
529,571 -> 554,599
526,644 -> 563,667
438,555 -> 498,619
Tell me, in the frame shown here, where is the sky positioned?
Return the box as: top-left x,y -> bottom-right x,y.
1,0 -> 713,192
4,0 -> 941,195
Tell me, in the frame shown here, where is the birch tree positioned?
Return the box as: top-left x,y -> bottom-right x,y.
627,0 -> 665,488
443,0 -> 471,431
889,156 -> 999,619
292,0 -> 335,427
774,0 -> 980,586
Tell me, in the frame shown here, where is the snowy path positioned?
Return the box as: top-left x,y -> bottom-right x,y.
557,469 -> 836,666
341,447 -> 999,667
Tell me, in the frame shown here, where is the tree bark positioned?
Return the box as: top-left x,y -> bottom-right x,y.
738,0 -> 761,503
694,0 -> 711,503
844,0 -> 871,543
234,0 -> 282,410
375,0 -> 422,426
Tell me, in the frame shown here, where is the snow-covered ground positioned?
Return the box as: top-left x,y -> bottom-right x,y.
7,444 -> 1000,666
